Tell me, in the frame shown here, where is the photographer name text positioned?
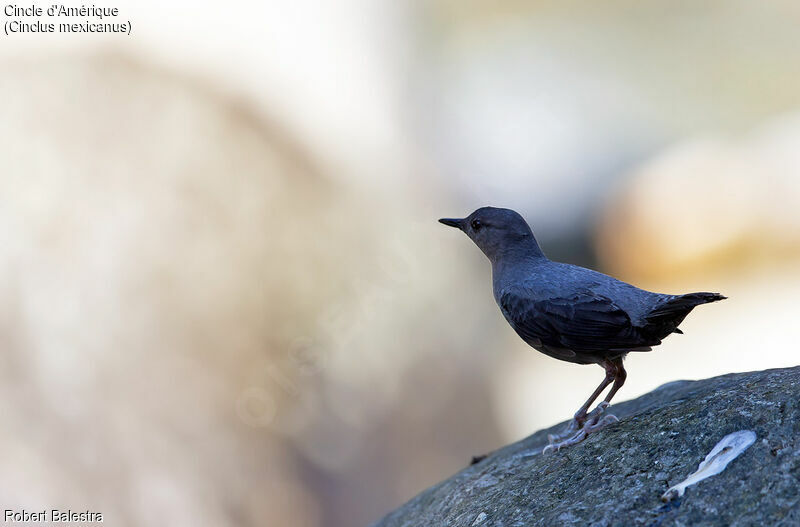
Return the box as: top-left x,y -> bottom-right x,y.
4,509 -> 103,523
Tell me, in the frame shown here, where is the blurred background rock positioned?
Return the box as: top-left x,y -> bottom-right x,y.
0,1 -> 798,526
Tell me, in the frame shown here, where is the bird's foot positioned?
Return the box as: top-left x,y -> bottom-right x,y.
546,401 -> 608,444
584,401 -> 618,432
547,418 -> 581,444
543,402 -> 618,454
583,413 -> 618,434
543,428 -> 588,454
584,401 -> 610,425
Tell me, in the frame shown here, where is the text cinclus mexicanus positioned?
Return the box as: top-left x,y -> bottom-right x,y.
439,207 -> 725,452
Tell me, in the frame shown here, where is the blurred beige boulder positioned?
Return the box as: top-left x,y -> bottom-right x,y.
597,114 -> 800,284
0,52 -> 360,527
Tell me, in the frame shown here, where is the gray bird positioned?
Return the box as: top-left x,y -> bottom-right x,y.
439,207 -> 725,452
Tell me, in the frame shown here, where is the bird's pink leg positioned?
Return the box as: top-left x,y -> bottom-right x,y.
602,360 -> 627,405
582,360 -> 628,428
544,359 -> 626,453
546,362 -> 615,444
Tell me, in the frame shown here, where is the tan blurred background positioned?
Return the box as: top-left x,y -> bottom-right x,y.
1,1 -> 799,526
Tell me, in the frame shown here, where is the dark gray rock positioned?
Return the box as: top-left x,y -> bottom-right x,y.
372,366 -> 800,527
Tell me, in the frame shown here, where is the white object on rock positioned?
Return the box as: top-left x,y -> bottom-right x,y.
662,430 -> 757,502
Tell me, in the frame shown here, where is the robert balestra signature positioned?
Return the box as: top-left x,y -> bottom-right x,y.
4,509 -> 104,523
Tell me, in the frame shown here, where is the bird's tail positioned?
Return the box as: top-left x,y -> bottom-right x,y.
644,292 -> 726,337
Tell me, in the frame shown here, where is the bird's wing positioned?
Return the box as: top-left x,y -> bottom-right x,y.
499,287 -> 654,355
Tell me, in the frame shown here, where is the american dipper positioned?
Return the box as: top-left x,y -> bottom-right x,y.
439,207 -> 725,452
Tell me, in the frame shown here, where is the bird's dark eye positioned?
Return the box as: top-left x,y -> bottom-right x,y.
471,219 -> 482,231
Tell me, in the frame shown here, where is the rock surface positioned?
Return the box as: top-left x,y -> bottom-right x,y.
373,366 -> 800,527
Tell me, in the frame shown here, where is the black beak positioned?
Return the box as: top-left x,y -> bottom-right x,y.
438,217 -> 464,229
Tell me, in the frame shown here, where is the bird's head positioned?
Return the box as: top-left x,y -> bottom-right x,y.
439,206 -> 543,262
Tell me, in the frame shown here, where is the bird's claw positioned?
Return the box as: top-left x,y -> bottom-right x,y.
544,428 -> 588,454
543,402 -> 618,454
583,414 -> 619,433
547,418 -> 581,444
